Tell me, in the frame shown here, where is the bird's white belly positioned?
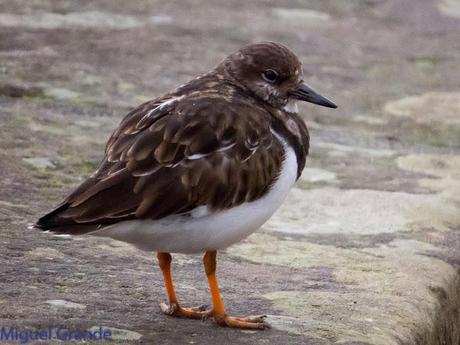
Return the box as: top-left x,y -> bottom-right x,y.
94,140 -> 298,253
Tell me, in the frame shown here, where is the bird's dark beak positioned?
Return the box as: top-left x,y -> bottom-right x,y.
289,83 -> 337,109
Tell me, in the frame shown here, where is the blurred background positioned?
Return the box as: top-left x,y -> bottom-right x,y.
1,1 -> 459,344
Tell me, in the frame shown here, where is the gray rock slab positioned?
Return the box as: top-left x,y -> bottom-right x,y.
1,0 -> 459,344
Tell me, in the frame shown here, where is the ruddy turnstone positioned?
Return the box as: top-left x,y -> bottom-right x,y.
35,42 -> 337,330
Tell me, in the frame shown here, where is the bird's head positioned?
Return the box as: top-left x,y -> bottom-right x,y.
222,41 -> 337,112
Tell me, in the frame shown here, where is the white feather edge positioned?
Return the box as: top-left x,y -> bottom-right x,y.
283,99 -> 299,113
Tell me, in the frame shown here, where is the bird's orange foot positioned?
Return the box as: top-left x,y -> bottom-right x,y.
214,314 -> 270,330
159,302 -> 212,320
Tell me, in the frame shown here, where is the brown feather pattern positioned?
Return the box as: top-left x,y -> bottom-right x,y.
38,86 -> 287,232
35,42 -> 317,235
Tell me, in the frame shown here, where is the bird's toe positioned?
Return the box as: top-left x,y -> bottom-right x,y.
159,302 -> 212,320
214,314 -> 270,330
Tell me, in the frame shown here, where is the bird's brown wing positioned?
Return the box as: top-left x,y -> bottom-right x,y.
36,94 -> 284,234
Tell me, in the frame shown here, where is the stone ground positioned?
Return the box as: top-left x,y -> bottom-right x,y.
1,0 -> 460,344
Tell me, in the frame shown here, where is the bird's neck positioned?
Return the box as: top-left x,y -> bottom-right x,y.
171,71 -> 309,179
219,74 -> 310,180
268,107 -> 310,179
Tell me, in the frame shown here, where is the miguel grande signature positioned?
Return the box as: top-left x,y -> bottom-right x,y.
1,326 -> 112,344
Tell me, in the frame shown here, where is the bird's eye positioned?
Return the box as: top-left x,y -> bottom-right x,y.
262,69 -> 279,83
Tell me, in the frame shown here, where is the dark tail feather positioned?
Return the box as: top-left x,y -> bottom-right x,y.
34,203 -> 133,235
35,203 -> 72,229
35,203 -> 102,235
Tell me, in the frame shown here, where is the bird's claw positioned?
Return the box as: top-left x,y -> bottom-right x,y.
159,302 -> 212,320
214,314 -> 270,330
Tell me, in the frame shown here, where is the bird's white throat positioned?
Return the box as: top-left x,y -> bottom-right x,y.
283,100 -> 299,113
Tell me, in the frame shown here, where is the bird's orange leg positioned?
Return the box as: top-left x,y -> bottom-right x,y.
203,251 -> 269,330
157,252 -> 211,320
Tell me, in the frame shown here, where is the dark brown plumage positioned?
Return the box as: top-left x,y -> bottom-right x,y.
35,41 -> 337,330
36,42 -> 333,235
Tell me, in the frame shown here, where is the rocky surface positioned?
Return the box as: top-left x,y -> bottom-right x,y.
1,0 -> 459,344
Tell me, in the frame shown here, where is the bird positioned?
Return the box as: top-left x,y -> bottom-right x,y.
35,41 -> 337,330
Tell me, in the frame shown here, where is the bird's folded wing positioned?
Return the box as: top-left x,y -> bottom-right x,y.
36,95 -> 284,234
